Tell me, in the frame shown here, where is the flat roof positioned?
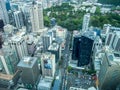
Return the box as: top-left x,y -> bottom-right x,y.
11,35 -> 22,42
17,57 -> 37,68
48,43 -> 59,51
38,78 -> 52,88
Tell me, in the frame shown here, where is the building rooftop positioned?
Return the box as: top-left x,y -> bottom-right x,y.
11,35 -> 22,42
82,31 -> 96,40
41,52 -> 55,60
17,57 -> 37,68
69,87 -> 86,90
106,51 -> 120,65
37,77 -> 53,90
48,43 -> 59,51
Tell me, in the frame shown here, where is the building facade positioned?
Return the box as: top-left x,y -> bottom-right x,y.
41,52 -> 55,77
30,1 -> 44,33
13,11 -> 24,29
0,0 -> 9,25
17,57 -> 40,88
9,35 -> 28,60
82,13 -> 90,31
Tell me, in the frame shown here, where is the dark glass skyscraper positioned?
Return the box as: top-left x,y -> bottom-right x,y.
72,36 -> 81,60
72,34 -> 94,66
77,36 -> 94,66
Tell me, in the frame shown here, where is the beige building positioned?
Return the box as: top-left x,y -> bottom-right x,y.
30,1 -> 44,33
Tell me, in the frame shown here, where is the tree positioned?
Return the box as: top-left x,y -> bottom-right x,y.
67,66 -> 72,72
44,16 -> 50,27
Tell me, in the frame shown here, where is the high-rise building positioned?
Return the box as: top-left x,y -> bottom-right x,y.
30,1 -> 44,33
48,42 -> 61,62
102,24 -> 111,35
82,13 -> 90,31
9,35 -> 28,60
0,0 -> 9,25
72,36 -> 81,60
105,31 -> 120,52
26,39 -> 36,56
13,11 -> 24,29
112,32 -> 120,52
0,47 -> 19,75
72,31 -> 95,66
98,51 -> 120,90
77,36 -> 94,66
42,32 -> 52,52
8,10 -> 16,26
41,52 -> 55,77
17,57 -> 40,87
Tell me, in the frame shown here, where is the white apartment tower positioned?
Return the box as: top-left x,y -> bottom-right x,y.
105,31 -> 120,52
82,13 -> 90,31
30,1 -> 44,33
0,0 -> 9,25
9,35 -> 28,60
13,11 -> 24,29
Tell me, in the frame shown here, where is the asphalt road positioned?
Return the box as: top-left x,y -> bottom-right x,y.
61,31 -> 71,90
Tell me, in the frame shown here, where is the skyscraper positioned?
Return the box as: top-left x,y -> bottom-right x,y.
98,51 -> 120,90
0,48 -> 19,75
30,1 -> 44,33
82,13 -> 90,31
17,57 -> 40,88
0,0 -> 9,25
41,52 -> 55,77
48,42 -> 61,62
42,32 -> 52,52
72,36 -> 81,60
111,32 -> 120,52
105,31 -> 120,52
13,11 -> 24,29
72,31 -> 95,66
9,35 -> 28,60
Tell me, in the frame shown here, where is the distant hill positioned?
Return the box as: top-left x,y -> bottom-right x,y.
98,0 -> 120,6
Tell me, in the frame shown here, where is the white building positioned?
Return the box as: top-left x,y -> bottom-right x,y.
105,31 -> 120,52
112,32 -> 120,52
30,1 -> 44,33
82,13 -> 90,31
101,24 -> 111,37
3,24 -> 14,35
13,11 -> 24,29
9,35 -> 28,60
0,0 -> 9,25
41,52 -> 55,77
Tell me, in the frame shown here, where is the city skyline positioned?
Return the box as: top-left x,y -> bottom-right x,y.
0,0 -> 120,90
